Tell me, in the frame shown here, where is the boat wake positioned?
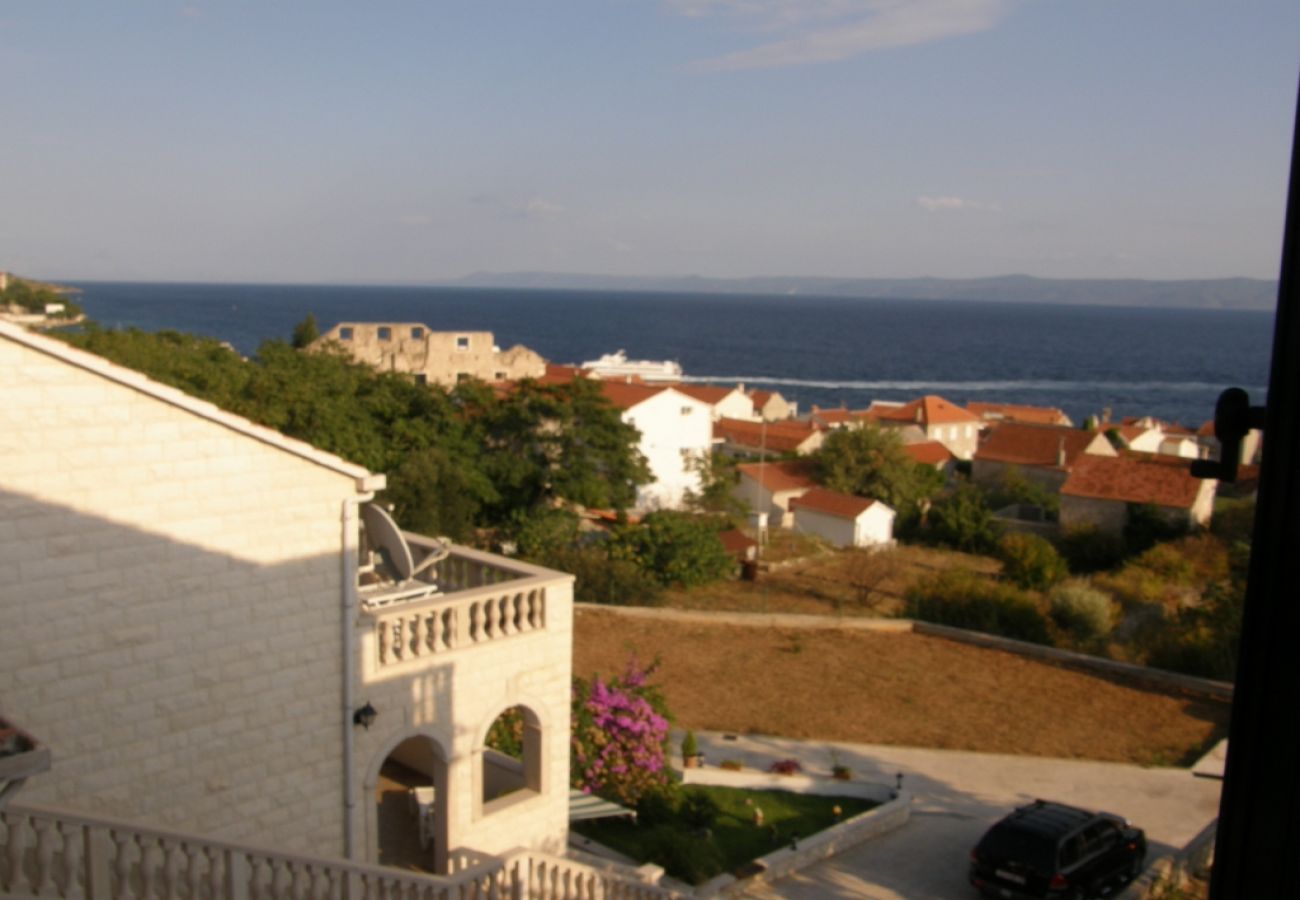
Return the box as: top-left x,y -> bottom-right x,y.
682,375 -> 1268,394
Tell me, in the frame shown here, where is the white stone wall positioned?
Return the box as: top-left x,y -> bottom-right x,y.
0,335 -> 367,856
792,504 -> 894,548
623,389 -> 712,510
354,578 -> 575,865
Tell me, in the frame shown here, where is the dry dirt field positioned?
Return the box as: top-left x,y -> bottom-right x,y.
662,543 -> 1000,618
574,608 -> 1227,767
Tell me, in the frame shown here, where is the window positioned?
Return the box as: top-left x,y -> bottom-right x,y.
681,406 -> 694,416
339,327 -> 353,340
456,335 -> 470,351
377,326 -> 392,341
456,372 -> 470,383
411,326 -> 424,339
495,371 -> 507,380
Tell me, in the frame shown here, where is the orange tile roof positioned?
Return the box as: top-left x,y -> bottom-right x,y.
902,440 -> 954,466
790,487 -> 880,519
669,384 -> 743,405
1061,453 -> 1208,509
716,417 -> 822,454
539,363 -> 589,385
735,459 -> 817,493
967,401 -> 1071,426
975,422 -> 1103,468
598,381 -> 671,410
1197,419 -> 1217,438
809,406 -> 855,424
719,529 -> 758,557
866,394 -> 980,426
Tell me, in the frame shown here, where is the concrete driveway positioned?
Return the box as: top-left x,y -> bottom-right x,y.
688,731 -> 1221,899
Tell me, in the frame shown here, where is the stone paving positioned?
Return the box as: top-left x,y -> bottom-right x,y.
684,731 -> 1222,899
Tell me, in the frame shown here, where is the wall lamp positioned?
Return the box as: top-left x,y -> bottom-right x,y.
353,702 -> 378,730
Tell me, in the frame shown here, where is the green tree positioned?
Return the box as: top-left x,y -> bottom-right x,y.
613,511 -> 732,588
926,484 -> 1000,553
815,425 -> 942,517
291,313 -> 320,349
996,532 -> 1068,590
682,451 -> 746,523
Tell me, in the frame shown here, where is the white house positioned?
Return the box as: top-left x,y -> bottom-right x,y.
0,321 -> 663,895
733,459 -> 817,528
789,488 -> 896,549
601,381 -> 713,510
670,383 -> 757,421
863,395 -> 983,460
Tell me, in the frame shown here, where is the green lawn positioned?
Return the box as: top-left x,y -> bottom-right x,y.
572,785 -> 876,884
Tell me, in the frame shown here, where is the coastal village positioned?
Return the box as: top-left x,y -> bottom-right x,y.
0,308 -> 1249,898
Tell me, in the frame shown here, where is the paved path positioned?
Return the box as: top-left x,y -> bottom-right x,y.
687,731 -> 1221,899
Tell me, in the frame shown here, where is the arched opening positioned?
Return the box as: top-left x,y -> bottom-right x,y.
480,704 -> 543,813
373,734 -> 449,873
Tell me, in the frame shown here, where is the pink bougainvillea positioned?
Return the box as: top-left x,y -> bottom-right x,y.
571,657 -> 672,805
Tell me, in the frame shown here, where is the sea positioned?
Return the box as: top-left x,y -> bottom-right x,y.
64,281 -> 1276,429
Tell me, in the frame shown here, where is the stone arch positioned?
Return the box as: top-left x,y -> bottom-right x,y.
473,697 -> 551,818
362,728 -> 452,873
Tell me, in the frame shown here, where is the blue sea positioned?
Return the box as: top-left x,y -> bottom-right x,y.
65,281 -> 1275,428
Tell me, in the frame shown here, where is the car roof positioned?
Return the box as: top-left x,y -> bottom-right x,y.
994,800 -> 1097,840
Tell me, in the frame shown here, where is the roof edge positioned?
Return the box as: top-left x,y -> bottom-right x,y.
1,321 -> 384,493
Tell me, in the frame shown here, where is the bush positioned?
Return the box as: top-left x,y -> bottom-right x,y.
1124,503 -> 1188,556
997,532 -> 1068,590
768,759 -> 803,775
925,484 -> 1000,554
1056,526 -> 1126,574
681,792 -> 721,830
641,825 -> 726,884
905,569 -> 1050,644
1049,581 -> 1115,642
613,511 -> 733,589
681,730 -> 698,761
547,545 -> 663,606
634,788 -> 679,827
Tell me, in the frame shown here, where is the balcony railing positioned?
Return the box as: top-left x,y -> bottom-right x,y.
0,802 -> 676,899
361,536 -> 572,674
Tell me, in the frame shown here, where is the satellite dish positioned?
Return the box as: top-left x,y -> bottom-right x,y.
361,503 -> 416,581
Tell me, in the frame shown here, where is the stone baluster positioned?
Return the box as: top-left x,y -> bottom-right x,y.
30,817 -> 55,893
3,811 -> 29,895
111,831 -> 134,900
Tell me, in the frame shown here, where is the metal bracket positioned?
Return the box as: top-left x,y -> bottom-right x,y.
1189,388 -> 1266,483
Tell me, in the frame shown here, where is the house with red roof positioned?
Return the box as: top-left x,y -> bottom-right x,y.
973,421 -> 1116,492
806,405 -> 864,430
715,417 -> 825,458
968,401 -> 1073,428
902,439 -> 956,477
1059,453 -> 1217,535
748,388 -> 797,421
789,488 -> 896,549
862,394 -> 983,459
733,459 -> 817,528
668,383 -> 756,421
598,381 -> 713,510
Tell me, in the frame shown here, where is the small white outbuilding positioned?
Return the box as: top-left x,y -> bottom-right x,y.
789,487 -> 896,549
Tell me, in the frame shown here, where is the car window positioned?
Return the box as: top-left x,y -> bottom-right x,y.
977,826 -> 1057,873
1081,821 -> 1119,858
1060,833 -> 1084,867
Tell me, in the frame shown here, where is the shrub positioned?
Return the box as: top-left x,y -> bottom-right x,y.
572,658 -> 673,805
634,788 -> 679,827
925,484 -> 1000,554
1049,581 -> 1115,642
612,511 -> 733,589
905,569 -> 1050,644
768,759 -> 803,775
1056,526 -> 1126,574
1124,503 -> 1188,556
547,545 -> 663,606
681,730 -> 698,762
719,759 -> 744,771
641,825 -> 726,884
681,791 -> 721,830
997,532 -> 1068,590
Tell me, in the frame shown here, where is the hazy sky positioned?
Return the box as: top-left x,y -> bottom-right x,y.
3,2 -> 1298,283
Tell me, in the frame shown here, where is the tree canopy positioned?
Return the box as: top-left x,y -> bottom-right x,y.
814,424 -> 942,516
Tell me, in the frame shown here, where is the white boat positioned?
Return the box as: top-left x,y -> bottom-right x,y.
580,349 -> 683,382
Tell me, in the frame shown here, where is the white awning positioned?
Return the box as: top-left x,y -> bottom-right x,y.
568,789 -> 635,822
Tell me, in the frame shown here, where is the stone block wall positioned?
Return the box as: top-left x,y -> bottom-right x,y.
0,333 -> 366,857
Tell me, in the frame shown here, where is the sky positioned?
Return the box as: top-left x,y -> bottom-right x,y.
2,1 -> 1298,284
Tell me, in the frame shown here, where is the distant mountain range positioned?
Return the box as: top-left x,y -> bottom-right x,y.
453,272 -> 1278,311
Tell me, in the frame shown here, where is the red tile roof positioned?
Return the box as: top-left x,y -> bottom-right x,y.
1061,453 -> 1208,509
539,363 -> 589,385
967,401 -> 1071,426
735,459 -> 816,493
719,529 -> 758,558
790,487 -> 880,520
599,381 -> 672,410
716,417 -> 823,454
975,422 -> 1106,469
809,406 -> 856,425
866,395 -> 980,426
669,384 -> 744,405
902,440 -> 954,466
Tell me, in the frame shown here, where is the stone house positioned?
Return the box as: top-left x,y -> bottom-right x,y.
0,321 -> 619,888
732,459 -> 817,528
789,488 -> 896,549
311,322 -> 546,387
972,422 -> 1117,493
600,381 -> 713,511
1059,452 -> 1217,535
862,395 -> 983,460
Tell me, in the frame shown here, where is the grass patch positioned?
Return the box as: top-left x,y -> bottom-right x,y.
572,785 -> 875,884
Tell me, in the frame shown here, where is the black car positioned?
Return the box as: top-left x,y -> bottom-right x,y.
969,800 -> 1147,899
